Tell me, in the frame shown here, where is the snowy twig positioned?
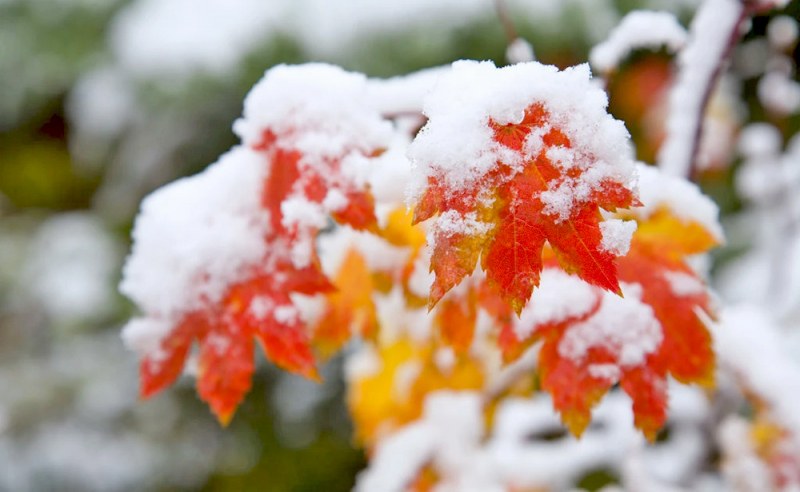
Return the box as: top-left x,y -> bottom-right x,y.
658,0 -> 751,180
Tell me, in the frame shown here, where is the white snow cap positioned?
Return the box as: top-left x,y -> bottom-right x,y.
558,283 -> 662,371
514,268 -> 600,341
409,60 -> 636,222
590,10 -> 687,73
234,63 -> 394,157
119,146 -> 270,351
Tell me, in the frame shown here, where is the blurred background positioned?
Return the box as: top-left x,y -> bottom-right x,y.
1,0 -> 798,490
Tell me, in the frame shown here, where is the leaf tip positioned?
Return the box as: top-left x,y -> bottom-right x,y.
215,408 -> 236,427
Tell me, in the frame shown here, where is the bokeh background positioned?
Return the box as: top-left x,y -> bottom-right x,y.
1,0 -> 799,490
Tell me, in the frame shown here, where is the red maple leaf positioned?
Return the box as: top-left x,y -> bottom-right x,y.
413,103 -> 637,314
139,248 -> 333,424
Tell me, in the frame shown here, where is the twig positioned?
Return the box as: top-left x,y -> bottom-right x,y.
493,0 -> 519,47
685,7 -> 750,181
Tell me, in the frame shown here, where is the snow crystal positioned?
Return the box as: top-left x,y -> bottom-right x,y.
590,10 -> 687,73
435,210 -> 493,237
119,146 -> 269,352
558,283 -> 662,368
600,219 -> 637,256
514,268 -> 599,341
658,0 -> 744,177
408,60 -> 636,223
634,163 -> 724,242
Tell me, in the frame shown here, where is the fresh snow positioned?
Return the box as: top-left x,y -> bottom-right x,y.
590,10 -> 687,74
409,60 -> 636,224
120,146 -> 270,354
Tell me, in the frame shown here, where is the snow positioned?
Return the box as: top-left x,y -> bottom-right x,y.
663,270 -> 706,297
558,283 -> 662,368
435,211 -> 494,237
767,15 -> 799,51
344,345 -> 382,382
718,417 -> 774,491
409,60 -> 636,224
234,63 -> 394,158
600,219 -> 637,256
658,0 -> 744,178
23,213 -> 120,323
355,391 -> 483,492
738,123 -> 782,159
514,268 -> 599,341
590,10 -> 687,74
119,146 -> 269,353
758,70 -> 800,116
713,305 -> 800,438
317,226 -> 411,278
111,0 -> 287,79
365,67 -> 448,117
506,38 -> 535,65
634,163 -> 725,242
280,197 -> 327,231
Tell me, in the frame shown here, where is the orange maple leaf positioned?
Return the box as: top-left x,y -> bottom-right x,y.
413,103 -> 638,314
501,204 -> 719,439
313,247 -> 378,356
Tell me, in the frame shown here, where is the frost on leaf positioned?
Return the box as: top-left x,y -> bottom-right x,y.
501,164 -> 722,439
121,64 -> 395,424
410,61 -> 638,314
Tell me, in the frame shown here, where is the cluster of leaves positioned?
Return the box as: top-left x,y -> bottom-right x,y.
125,60 -> 721,457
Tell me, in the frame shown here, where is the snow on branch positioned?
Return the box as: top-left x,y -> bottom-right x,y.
590,10 -> 687,74
657,0 -> 745,178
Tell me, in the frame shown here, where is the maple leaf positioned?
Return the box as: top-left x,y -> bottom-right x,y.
255,130 -> 380,236
502,200 -> 720,439
413,101 -> 637,314
617,207 -> 719,386
139,247 -> 332,424
348,338 -> 485,446
312,247 -> 378,357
